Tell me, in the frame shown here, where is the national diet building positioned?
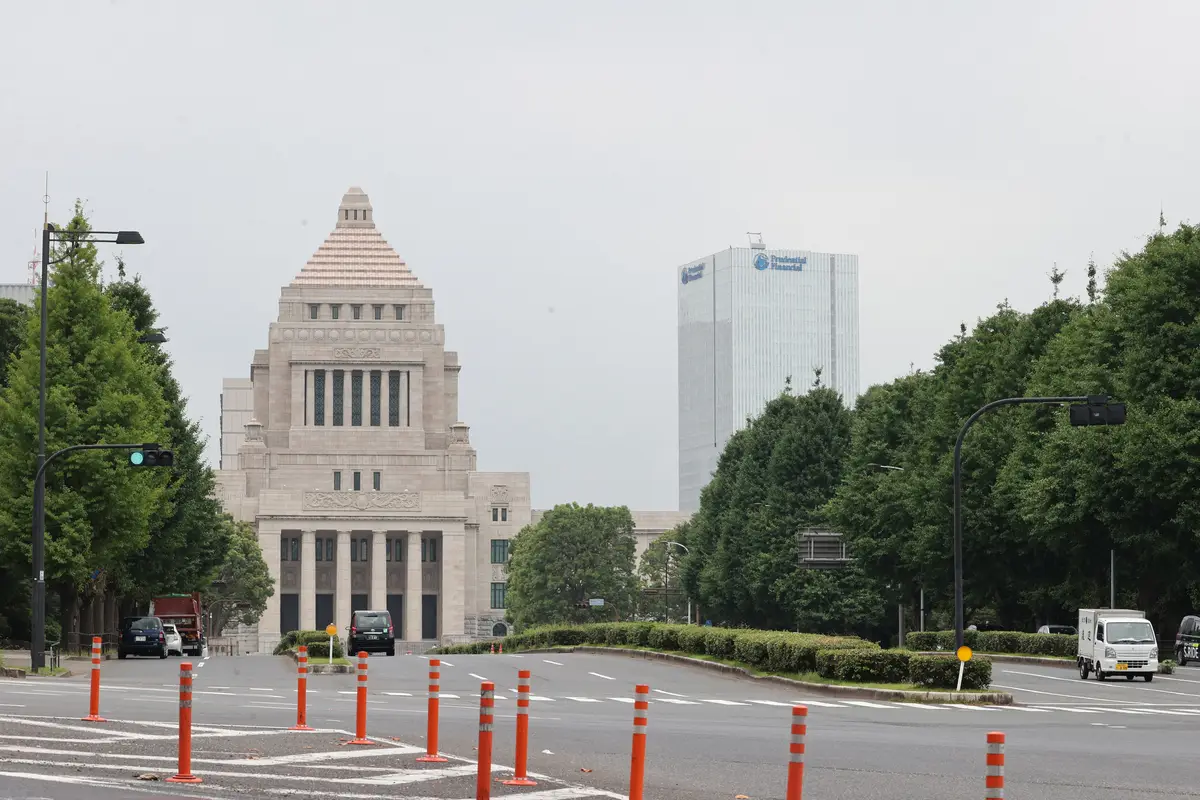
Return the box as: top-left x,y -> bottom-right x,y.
216,188 -> 531,653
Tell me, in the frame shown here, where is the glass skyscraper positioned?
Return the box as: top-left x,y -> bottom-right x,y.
677,246 -> 860,512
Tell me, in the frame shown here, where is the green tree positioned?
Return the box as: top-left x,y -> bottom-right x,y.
0,204 -> 170,638
637,528 -> 688,622
0,298 -> 30,390
105,261 -> 229,602
505,503 -> 639,628
204,515 -> 274,636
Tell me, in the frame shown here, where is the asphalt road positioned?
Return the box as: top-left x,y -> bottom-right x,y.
3,651 -> 1200,798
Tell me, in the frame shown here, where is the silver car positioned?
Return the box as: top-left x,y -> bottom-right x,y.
163,623 -> 183,656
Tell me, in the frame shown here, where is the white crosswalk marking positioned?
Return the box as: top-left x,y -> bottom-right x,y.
1037,706 -> 1100,713
657,698 -> 701,705
699,699 -> 749,706
746,699 -> 793,707
841,701 -> 895,709
607,697 -> 635,703
797,700 -> 848,708
654,689 -> 688,697
564,697 -> 602,703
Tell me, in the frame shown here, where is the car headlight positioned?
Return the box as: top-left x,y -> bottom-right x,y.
1105,647 -> 1117,659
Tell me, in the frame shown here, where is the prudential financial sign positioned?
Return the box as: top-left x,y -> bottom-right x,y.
753,253 -> 807,272
680,263 -> 705,284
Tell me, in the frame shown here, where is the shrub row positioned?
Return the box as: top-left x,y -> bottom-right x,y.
815,648 -> 993,689
432,622 -> 876,673
905,629 -> 1075,658
274,630 -> 345,659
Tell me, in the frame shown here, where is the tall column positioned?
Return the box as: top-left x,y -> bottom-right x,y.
300,531 -> 316,630
370,530 -> 387,612
405,532 -> 422,641
408,369 -> 423,431
305,369 -> 315,426
290,367 -> 304,430
441,522 -> 466,640
336,531 -> 352,636
258,526 -> 282,653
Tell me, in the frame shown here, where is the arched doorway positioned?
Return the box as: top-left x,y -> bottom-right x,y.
492,622 -> 507,638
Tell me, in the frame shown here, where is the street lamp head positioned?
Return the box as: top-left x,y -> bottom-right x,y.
137,332 -> 167,344
114,231 -> 145,245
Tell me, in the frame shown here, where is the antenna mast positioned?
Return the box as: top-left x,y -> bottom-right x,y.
29,173 -> 49,285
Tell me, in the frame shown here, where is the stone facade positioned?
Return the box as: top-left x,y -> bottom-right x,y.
216,188 -> 531,653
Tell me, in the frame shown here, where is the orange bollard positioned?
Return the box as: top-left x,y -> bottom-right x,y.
477,681 -> 495,800
986,732 -> 1005,799
498,642 -> 503,655
416,658 -> 448,762
502,669 -> 536,786
291,645 -> 313,731
348,651 -> 372,745
786,705 -> 806,800
82,636 -> 105,722
629,684 -> 649,800
166,662 -> 201,784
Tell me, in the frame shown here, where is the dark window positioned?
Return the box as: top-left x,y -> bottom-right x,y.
309,304 -> 319,320
313,370 -> 325,425
501,508 -> 508,522
125,617 -> 162,632
491,583 -> 507,609
359,539 -> 368,561
353,471 -> 361,491
429,539 -> 438,562
352,304 -> 362,320
491,508 -> 499,522
373,471 -> 381,491
291,537 -> 300,561
326,539 -> 334,561
491,539 -> 509,564
492,622 -> 507,637
373,305 -> 383,320
331,304 -> 340,320
394,539 -> 403,562
280,542 -> 288,562
351,371 -> 363,426
386,540 -> 392,562
344,209 -> 349,220
354,612 -> 390,628
316,539 -> 324,562
332,370 -> 345,426
388,371 -> 401,426
421,538 -> 428,562
394,304 -> 405,320
333,471 -> 341,490
370,371 -> 381,426
354,209 -> 358,220
351,541 -> 358,562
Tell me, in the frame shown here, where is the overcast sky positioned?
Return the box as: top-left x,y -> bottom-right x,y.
1,1 -> 1197,511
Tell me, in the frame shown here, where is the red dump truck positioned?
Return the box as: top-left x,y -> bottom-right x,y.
150,593 -> 205,656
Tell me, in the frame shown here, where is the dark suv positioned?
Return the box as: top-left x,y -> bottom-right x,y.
347,610 -> 395,657
118,616 -> 169,659
1176,615 -> 1200,666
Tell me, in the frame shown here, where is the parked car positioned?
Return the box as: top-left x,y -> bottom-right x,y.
346,610 -> 395,657
163,623 -> 183,656
1037,624 -> 1077,635
1175,615 -> 1200,666
118,616 -> 168,659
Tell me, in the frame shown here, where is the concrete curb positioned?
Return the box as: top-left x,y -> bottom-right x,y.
285,650 -> 353,674
514,646 -> 1012,705
0,667 -> 25,679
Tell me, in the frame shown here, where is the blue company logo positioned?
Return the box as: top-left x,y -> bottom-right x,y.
753,252 -> 807,272
680,263 -> 705,284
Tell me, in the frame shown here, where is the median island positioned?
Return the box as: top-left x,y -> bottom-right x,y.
275,630 -> 353,673
432,622 -> 1007,703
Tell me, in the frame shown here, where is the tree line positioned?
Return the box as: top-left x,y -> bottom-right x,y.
0,203 -> 272,646
508,218 -> 1200,640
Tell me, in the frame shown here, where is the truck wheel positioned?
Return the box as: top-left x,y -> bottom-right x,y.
1095,663 -> 1106,680
1144,673 -> 1154,682
1079,660 -> 1090,680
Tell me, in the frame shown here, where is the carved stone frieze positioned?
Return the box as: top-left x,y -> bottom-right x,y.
491,564 -> 508,581
488,485 -> 510,504
303,491 -> 421,511
333,347 -> 381,359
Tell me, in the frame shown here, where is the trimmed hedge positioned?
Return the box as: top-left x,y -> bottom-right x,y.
905,629 -> 1075,658
816,648 -> 912,684
908,654 -> 992,690
431,622 -> 876,673
274,630 -> 345,659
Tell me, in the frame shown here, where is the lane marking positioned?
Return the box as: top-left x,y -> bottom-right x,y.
1081,707 -> 1151,715
440,661 -> 455,667
945,703 -> 994,711
544,660 -> 564,666
892,703 -> 948,710
986,705 -> 1052,712
1035,706 -> 1101,713
607,697 -> 634,703
248,688 -> 275,692
588,672 -> 614,681
1002,669 -> 1200,700
657,698 -> 701,705
469,673 -> 488,682
992,683 -> 1147,704
796,700 -> 847,708
564,697 -> 602,703
0,705 -> 26,709
654,689 -> 687,697
699,699 -> 749,706
197,661 -> 206,668
745,699 -> 792,707
840,700 -> 895,709
382,692 -> 413,697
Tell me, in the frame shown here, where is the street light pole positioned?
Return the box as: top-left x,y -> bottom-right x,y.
29,224 -> 144,671
952,394 -> 1123,650
659,540 -> 690,624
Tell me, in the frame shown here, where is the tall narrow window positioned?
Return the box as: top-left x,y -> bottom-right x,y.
331,304 -> 340,320
394,539 -> 403,562
316,540 -> 324,562
353,471 -> 361,491
388,371 -> 401,426
501,508 -> 509,522
394,304 -> 405,320
491,583 -> 507,609
352,304 -> 362,320
428,539 -> 438,562
291,538 -> 300,561
359,539 -> 368,561
325,539 -> 334,561
333,471 -> 341,490
386,540 -> 392,562
421,538 -> 427,562
369,371 -> 381,426
351,542 -> 358,562
490,539 -> 509,564
373,305 -> 383,320
332,370 -> 345,426
351,370 -> 363,426
309,304 -> 319,320
280,541 -> 289,562
313,370 -> 326,426
372,471 -> 381,491
492,508 -> 499,522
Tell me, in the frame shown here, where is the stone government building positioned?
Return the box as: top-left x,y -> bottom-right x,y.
216,188 -> 687,653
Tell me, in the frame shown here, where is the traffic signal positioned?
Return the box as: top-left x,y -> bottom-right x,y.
129,444 -> 174,467
1069,398 -> 1126,427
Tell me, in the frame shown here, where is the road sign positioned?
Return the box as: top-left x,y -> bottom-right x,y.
588,598 -> 604,607
956,645 -> 972,662
325,623 -> 337,636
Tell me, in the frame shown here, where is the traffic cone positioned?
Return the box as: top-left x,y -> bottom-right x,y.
499,642 -> 504,655
490,643 -> 495,655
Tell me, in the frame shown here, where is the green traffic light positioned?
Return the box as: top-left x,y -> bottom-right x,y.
130,451 -> 144,466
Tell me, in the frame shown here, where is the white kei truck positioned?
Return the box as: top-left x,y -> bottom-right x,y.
1077,609 -> 1158,682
